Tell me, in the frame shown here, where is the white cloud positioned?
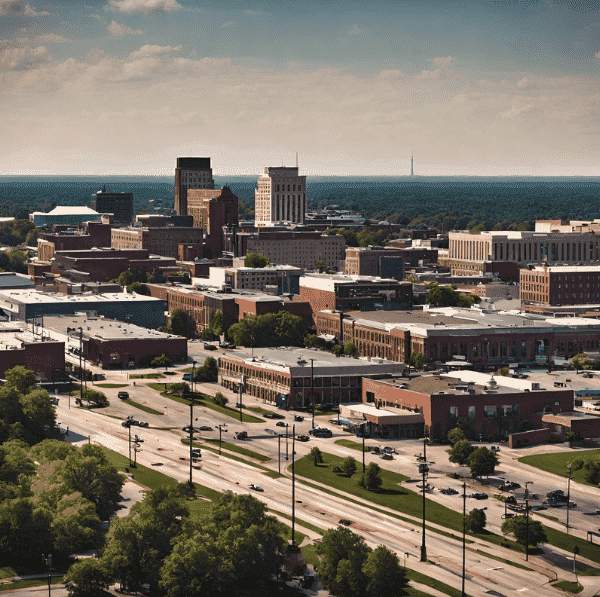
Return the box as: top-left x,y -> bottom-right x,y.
517,76 -> 529,88
0,44 -> 51,70
107,0 -> 181,14
107,20 -> 143,37
91,14 -> 102,19
0,0 -> 50,16
375,69 -> 404,80
348,24 -> 363,36
221,21 -> 235,28
416,68 -> 444,80
128,44 -> 180,59
17,33 -> 71,44
431,56 -> 455,66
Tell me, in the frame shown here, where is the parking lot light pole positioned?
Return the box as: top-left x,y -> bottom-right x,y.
462,477 -> 467,597
311,359 -> 315,430
217,424 -> 227,455
362,423 -> 366,473
278,434 -> 281,474
292,424 -> 296,546
566,462 -> 572,534
189,385 -> 195,487
42,553 -> 52,597
419,461 -> 429,562
524,481 -> 534,561
285,423 -> 290,460
128,420 -> 132,466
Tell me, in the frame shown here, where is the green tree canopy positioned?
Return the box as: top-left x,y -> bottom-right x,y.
407,351 -> 426,370
501,516 -> 547,547
447,427 -> 467,446
344,341 -> 358,357
310,446 -> 324,466
195,356 -> 218,383
127,281 -> 150,295
170,309 -> 192,338
151,353 -> 172,369
447,439 -> 475,465
467,447 -> 499,479
228,311 -> 307,348
363,545 -> 407,597
244,253 -> 270,268
360,462 -> 383,491
64,557 -> 110,597
465,508 -> 487,534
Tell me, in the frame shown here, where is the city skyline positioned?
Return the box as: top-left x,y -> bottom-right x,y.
1,0 -> 600,176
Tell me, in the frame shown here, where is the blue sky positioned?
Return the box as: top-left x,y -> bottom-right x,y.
1,0 -> 599,175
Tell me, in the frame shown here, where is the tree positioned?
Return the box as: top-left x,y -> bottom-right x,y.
340,456 -> 358,477
228,312 -> 307,348
447,439 -> 475,466
501,516 -> 547,547
362,545 -> 407,597
310,446 -> 324,466
315,259 -> 326,272
51,493 -> 101,558
332,344 -> 343,356
244,253 -> 269,268
64,558 -> 110,597
582,459 -> 600,485
465,508 -> 487,534
151,353 -> 172,370
56,444 -> 125,521
426,285 -> 458,307
407,352 -> 425,370
0,439 -> 36,485
571,353 -> 591,371
360,463 -> 383,491
170,309 -> 191,338
344,341 -> 358,357
80,388 -> 108,407
117,270 -> 135,287
467,447 -> 499,479
5,364 -> 37,394
208,310 -> 223,337
127,281 -> 150,295
168,382 -> 190,396
318,526 -> 371,597
213,392 -> 227,407
447,427 -> 466,446
195,356 -> 218,383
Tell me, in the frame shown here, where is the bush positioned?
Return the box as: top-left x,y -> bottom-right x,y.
465,508 -> 487,533
81,388 -> 108,407
213,392 -> 228,407
571,457 -> 584,471
168,382 -> 190,396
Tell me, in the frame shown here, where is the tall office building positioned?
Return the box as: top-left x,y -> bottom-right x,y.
91,186 -> 133,224
174,157 -> 215,216
254,167 -> 306,226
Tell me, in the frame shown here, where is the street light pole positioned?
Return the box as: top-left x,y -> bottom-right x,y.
189,387 -> 195,488
278,433 -> 281,474
217,424 -> 227,454
462,478 -> 467,597
311,358 -> 315,430
524,481 -> 533,561
42,553 -> 52,597
420,460 -> 429,562
292,424 -> 296,546
128,421 -> 132,466
285,423 -> 289,460
566,462 -> 572,534
362,423 -> 366,473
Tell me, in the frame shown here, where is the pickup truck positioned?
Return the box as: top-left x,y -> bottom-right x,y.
234,431 -> 248,440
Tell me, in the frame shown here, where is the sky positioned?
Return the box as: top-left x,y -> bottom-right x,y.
1,0 -> 600,176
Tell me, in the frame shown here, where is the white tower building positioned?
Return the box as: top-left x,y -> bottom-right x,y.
254,167 -> 307,226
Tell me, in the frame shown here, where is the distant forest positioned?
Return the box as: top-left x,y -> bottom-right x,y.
1,179 -> 600,232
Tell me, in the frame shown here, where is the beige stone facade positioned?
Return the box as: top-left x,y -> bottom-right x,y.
254,167 -> 306,226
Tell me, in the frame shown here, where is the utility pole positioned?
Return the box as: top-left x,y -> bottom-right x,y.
566,462 -> 572,534
524,481 -> 534,561
291,424 -> 296,546
189,387 -> 195,487
419,459 -> 429,562
42,553 -> 52,597
239,379 -> 244,422
285,423 -> 289,460
462,478 -> 467,597
311,358 -> 315,429
362,423 -> 366,473
128,420 -> 132,466
278,433 -> 281,473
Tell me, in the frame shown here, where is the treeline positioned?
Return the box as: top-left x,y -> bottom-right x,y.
0,219 -> 36,247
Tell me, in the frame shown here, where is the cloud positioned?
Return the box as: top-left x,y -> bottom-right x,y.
107,20 -> 143,37
107,0 -> 181,14
0,0 -> 50,16
221,21 -> 235,28
128,44 -> 181,59
0,44 -> 51,70
375,69 -> 404,80
17,34 -> 71,44
348,24 -> 363,36
596,50 -> 600,60
431,56 -> 455,66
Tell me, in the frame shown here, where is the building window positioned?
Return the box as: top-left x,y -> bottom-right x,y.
483,405 -> 496,418
450,406 -> 458,418
468,405 -> 476,419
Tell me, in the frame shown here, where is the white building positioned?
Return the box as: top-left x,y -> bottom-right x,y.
30,206 -> 108,228
254,167 -> 306,226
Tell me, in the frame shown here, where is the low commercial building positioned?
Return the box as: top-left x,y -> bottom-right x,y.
30,206 -> 110,228
344,246 -> 406,278
206,265 -> 303,294
362,370 -> 574,441
42,314 -> 187,369
91,186 -> 133,225
299,274 -> 413,320
218,347 -> 406,408
0,289 -> 166,329
316,306 -> 600,369
0,322 -> 65,380
111,226 -> 204,259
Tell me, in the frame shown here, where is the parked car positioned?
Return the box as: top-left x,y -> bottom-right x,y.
276,421 -> 287,427
469,493 -> 488,500
309,428 -> 333,438
234,431 -> 248,440
118,391 -> 129,400
139,421 -> 149,428
531,505 -> 547,512
501,513 -> 515,519
200,426 -> 212,431
294,415 -> 304,422
383,446 -> 397,454
543,500 -> 564,508
204,343 -> 217,351
50,397 -> 59,405
546,490 -> 564,498
219,342 -> 232,349
296,434 -> 310,442
440,487 -> 459,495
490,446 -> 500,452
248,484 -> 264,492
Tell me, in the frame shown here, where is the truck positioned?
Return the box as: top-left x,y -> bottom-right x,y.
234,431 -> 248,440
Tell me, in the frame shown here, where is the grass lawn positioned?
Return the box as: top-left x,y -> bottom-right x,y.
405,569 -> 473,597
263,470 -> 285,479
146,384 -> 264,423
519,450 -> 600,488
268,509 -> 326,537
130,373 -> 165,379
247,406 -> 285,419
300,542 -> 320,568
335,439 -> 371,452
95,383 -> 128,388
575,561 -> 600,576
124,400 -> 164,416
543,525 -> 600,565
204,439 -> 271,461
0,567 -> 17,579
314,410 -> 339,417
0,577 -> 65,592
182,438 -> 269,471
551,580 -> 583,594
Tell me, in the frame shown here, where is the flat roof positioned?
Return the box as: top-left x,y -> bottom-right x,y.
0,289 -> 164,306
42,314 -> 180,341
528,265 -> 600,273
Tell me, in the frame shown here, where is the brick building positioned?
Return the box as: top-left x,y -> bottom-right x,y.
42,314 -> 187,369
448,230 -> 600,280
174,157 -> 215,216
0,322 -> 65,380
135,215 -> 194,227
186,186 -> 238,257
111,227 -> 204,259
520,265 -> 600,309
37,221 -> 114,262
362,371 -> 574,440
299,274 -> 413,320
90,186 -> 133,225
344,246 -> 406,277
218,346 -> 406,408
225,228 -> 345,270
315,306 -> 600,369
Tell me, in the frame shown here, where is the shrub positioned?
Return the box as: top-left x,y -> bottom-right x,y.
213,392 -> 228,407
571,457 -> 584,471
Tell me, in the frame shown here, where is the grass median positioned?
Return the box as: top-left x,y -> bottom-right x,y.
335,439 -> 371,452
125,400 -> 164,416
146,383 -> 263,423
